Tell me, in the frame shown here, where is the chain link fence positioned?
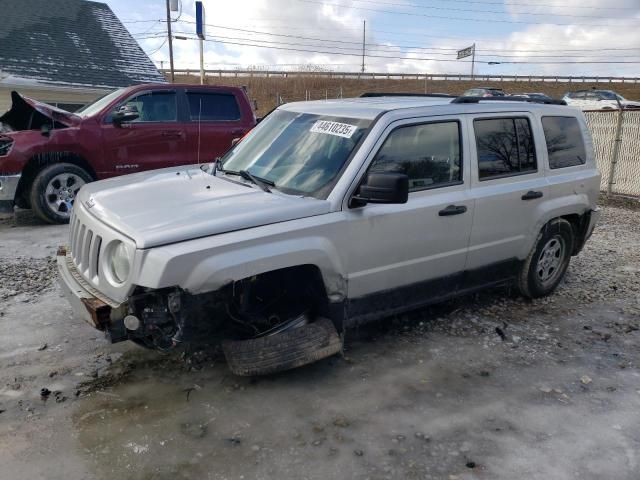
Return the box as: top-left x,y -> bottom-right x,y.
584,109 -> 640,197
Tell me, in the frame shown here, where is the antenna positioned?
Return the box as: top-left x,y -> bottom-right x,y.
197,97 -> 202,168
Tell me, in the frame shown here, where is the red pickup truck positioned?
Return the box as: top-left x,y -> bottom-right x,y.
0,83 -> 256,223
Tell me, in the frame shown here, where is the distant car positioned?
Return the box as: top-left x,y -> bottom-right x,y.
513,93 -> 554,102
563,90 -> 640,111
462,87 -> 506,97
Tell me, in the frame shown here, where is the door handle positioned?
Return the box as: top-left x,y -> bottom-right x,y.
521,190 -> 543,200
438,205 -> 467,216
161,130 -> 183,138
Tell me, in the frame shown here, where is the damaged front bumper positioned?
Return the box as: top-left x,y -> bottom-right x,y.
56,247 -> 128,338
0,173 -> 20,211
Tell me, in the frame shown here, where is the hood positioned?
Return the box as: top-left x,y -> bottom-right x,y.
0,91 -> 80,132
78,165 -> 331,249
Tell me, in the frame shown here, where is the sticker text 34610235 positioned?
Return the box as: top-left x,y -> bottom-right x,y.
310,121 -> 358,138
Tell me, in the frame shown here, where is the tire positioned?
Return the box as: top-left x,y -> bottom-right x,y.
30,163 -> 92,224
223,317 -> 342,376
517,218 -> 574,299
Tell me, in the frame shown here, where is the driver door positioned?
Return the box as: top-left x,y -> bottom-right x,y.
100,89 -> 188,175
342,117 -> 475,319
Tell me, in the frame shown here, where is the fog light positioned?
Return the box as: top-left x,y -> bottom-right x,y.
124,315 -> 141,331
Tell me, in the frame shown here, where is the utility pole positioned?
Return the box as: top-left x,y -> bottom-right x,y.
199,38 -> 204,84
471,43 -> 476,79
361,20 -> 366,74
166,0 -> 175,82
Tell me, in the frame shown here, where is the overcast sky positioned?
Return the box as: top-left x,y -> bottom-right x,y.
103,0 -> 640,76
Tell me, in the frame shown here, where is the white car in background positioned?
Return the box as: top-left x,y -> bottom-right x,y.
563,90 -> 640,110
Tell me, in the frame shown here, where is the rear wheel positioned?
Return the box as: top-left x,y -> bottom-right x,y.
518,218 -> 574,298
30,163 -> 92,224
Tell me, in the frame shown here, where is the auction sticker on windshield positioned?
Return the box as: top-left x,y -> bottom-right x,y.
310,120 -> 358,138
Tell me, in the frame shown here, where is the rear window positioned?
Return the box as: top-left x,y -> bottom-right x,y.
187,92 -> 241,121
541,116 -> 587,169
474,117 -> 537,180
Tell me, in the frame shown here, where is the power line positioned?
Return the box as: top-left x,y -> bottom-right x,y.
299,0 -> 639,27
349,0 -> 633,19
124,17 -> 638,50
187,35 -> 640,64
177,21 -> 640,56
165,30 -> 640,60
400,0 -> 638,10
145,37 -> 168,56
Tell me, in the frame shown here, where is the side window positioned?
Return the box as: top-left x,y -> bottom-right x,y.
369,121 -> 462,191
542,116 -> 587,169
118,91 -> 177,122
474,117 -> 537,180
186,92 -> 241,121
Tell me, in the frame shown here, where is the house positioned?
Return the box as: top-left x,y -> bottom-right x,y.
0,0 -> 166,112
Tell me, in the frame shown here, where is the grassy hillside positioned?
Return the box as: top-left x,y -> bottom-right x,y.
174,73 -> 640,117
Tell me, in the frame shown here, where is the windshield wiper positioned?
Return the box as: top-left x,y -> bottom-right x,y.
239,169 -> 274,193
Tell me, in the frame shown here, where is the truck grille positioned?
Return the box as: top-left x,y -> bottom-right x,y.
69,211 -> 102,280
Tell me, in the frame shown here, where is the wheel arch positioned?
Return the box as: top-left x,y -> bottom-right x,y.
15,151 -> 96,205
138,236 -> 348,301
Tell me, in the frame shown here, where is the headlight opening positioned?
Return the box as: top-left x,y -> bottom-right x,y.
109,241 -> 131,283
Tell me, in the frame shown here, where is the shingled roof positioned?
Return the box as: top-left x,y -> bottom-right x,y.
0,0 -> 166,89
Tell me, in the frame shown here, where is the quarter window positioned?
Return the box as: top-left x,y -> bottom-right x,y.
474,117 -> 536,180
542,116 -> 587,169
186,92 -> 241,121
369,121 -> 462,191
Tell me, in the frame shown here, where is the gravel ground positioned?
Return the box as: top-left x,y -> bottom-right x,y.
0,203 -> 639,480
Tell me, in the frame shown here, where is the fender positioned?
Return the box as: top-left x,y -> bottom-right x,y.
136,234 -> 348,301
521,192 -> 593,258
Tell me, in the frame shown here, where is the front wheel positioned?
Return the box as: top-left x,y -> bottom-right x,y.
518,218 -> 574,298
30,163 -> 92,224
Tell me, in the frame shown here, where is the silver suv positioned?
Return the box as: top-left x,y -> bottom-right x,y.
57,95 -> 601,375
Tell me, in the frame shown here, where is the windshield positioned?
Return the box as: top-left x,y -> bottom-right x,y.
76,88 -> 126,117
597,91 -> 620,100
220,110 -> 370,197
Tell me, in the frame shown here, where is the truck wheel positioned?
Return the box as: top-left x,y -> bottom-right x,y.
30,163 -> 91,224
518,218 -> 574,298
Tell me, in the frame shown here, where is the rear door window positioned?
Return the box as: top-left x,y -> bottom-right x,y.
186,92 -> 241,121
541,116 -> 587,169
474,117 -> 537,180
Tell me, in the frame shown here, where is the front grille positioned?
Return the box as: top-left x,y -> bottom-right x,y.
69,211 -> 102,280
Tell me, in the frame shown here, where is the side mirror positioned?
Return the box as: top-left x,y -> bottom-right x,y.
112,105 -> 139,126
40,123 -> 52,137
352,172 -> 409,207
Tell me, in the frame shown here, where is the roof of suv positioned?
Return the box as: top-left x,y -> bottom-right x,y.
280,96 -> 573,120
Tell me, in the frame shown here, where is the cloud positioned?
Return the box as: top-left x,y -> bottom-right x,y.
133,0 -> 640,76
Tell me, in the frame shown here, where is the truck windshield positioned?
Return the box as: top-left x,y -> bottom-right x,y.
220,110 -> 370,197
76,88 -> 126,117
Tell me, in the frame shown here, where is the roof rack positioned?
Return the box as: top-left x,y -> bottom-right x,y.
452,96 -> 567,106
360,92 -> 456,98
